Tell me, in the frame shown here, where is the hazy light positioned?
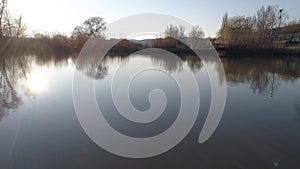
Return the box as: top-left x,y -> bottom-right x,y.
26,69 -> 48,94
127,33 -> 162,40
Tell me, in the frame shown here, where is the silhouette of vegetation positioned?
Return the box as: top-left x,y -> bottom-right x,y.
164,24 -> 186,38
189,25 -> 205,38
164,24 -> 205,39
0,1 -> 300,56
217,5 -> 298,49
71,17 -> 106,49
0,0 -> 26,37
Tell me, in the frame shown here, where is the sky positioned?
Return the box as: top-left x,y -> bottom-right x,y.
7,0 -> 300,37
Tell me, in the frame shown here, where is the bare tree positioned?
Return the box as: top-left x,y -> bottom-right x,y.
2,10 -> 12,36
2,13 -> 26,37
256,5 -> 288,38
72,26 -> 85,36
14,15 -> 26,37
82,17 -> 106,37
72,17 -> 106,38
189,25 -> 205,38
0,0 -> 7,37
217,5 -> 289,48
164,24 -> 179,38
178,25 -> 186,37
71,17 -> 106,49
0,0 -> 26,38
71,26 -> 89,49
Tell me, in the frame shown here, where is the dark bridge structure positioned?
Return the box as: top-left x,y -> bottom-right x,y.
213,43 -> 229,57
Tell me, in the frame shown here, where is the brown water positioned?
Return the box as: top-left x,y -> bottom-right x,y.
0,54 -> 299,169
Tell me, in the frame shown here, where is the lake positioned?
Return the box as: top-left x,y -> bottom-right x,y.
0,53 -> 300,169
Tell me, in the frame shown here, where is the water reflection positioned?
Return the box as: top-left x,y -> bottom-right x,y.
222,57 -> 300,96
0,52 -> 300,168
76,52 -> 203,80
295,102 -> 300,119
0,54 -> 25,121
73,54 -> 300,168
1,52 -> 300,122
77,53 -> 300,97
0,53 -> 75,121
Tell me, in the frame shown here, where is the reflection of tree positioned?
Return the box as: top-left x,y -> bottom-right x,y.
76,52 -> 300,98
0,49 -> 74,121
150,55 -> 183,73
85,62 -> 108,80
76,53 -> 129,79
0,54 -> 24,121
186,56 -> 202,73
76,49 -> 202,79
78,54 -> 204,78
223,57 -> 300,96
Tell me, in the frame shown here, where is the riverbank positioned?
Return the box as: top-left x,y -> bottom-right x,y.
223,47 -> 300,57
1,38 -> 300,58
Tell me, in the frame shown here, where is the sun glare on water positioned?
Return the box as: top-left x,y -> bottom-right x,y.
26,69 -> 48,94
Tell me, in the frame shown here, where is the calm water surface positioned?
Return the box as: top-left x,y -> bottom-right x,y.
0,53 -> 299,169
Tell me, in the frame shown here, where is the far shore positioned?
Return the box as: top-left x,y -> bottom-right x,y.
1,37 -> 300,58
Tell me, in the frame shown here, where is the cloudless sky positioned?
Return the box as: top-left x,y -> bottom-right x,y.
7,0 -> 300,37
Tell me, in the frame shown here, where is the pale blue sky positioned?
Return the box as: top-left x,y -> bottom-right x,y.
7,0 -> 300,37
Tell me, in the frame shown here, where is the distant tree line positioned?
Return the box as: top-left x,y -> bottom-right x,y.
217,5 -> 291,48
148,24 -> 206,51
164,24 -> 205,38
1,0 -> 300,53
